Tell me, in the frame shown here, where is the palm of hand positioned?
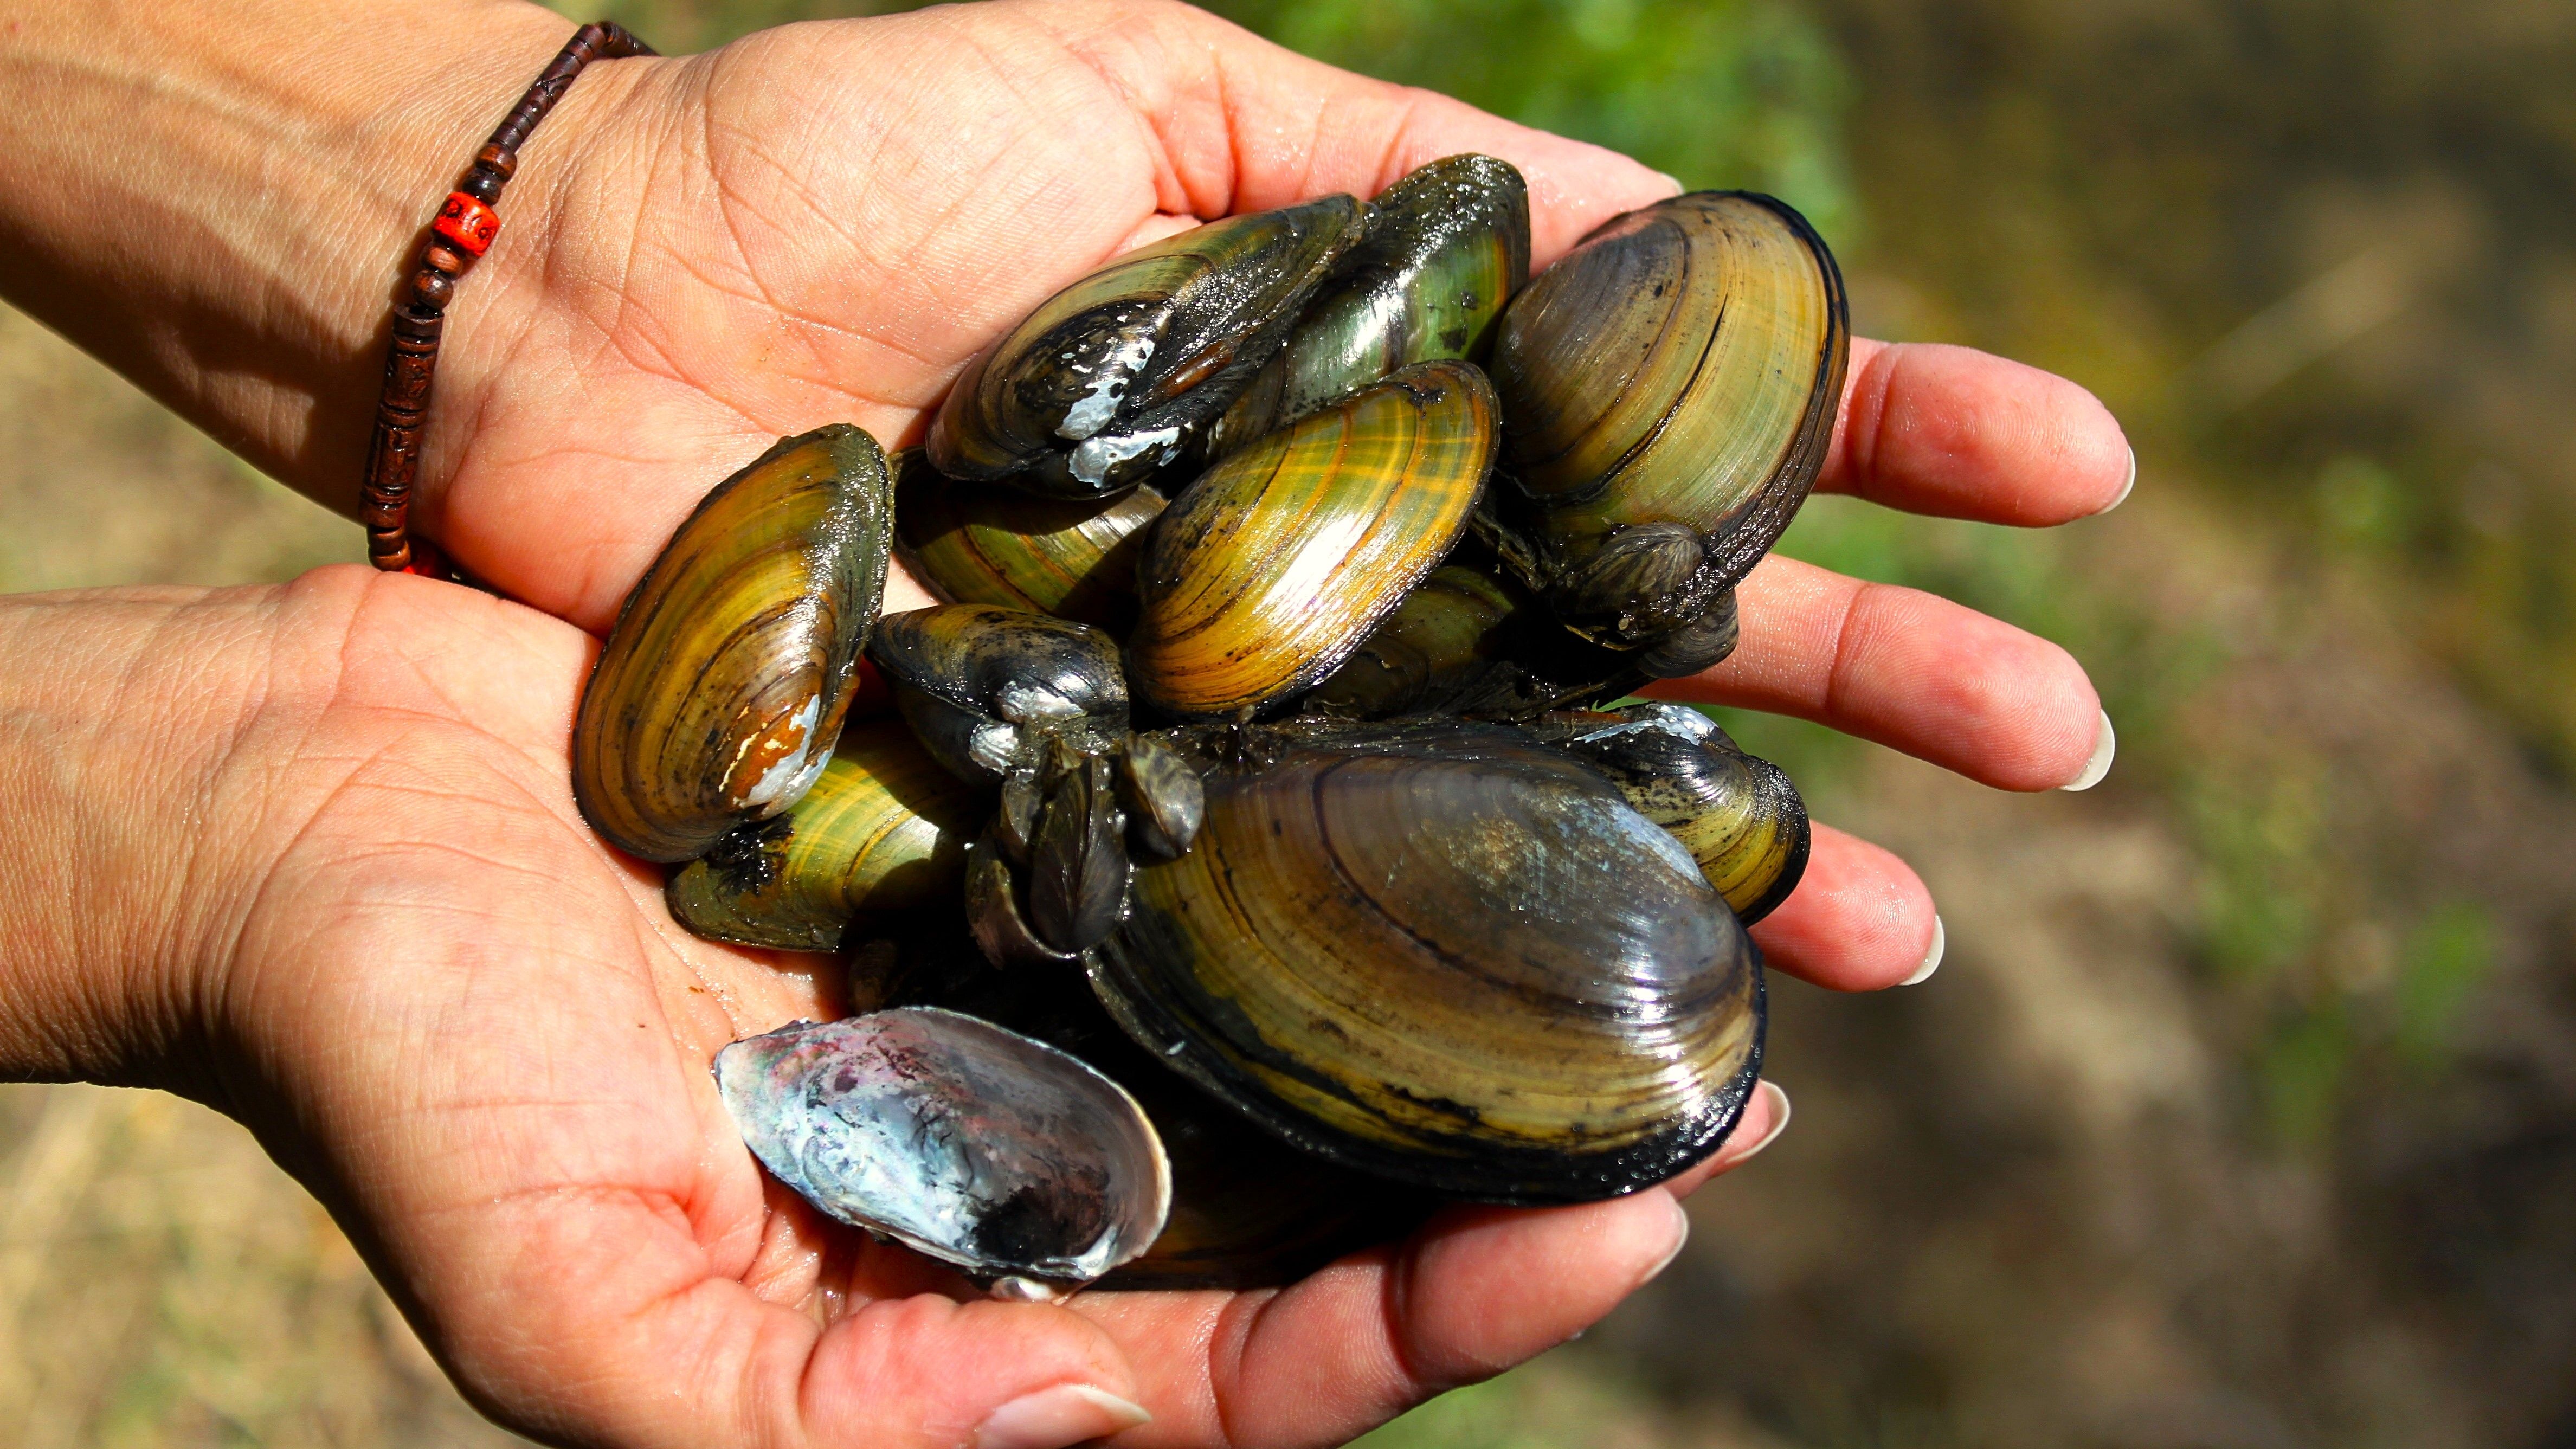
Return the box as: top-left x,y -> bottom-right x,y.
273,3 -> 2128,1442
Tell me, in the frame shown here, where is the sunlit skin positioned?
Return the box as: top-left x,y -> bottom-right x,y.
0,1 -> 2129,1446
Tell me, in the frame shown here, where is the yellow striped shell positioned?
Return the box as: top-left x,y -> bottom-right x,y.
891,449 -> 1165,631
1126,361 -> 1495,719
573,426 -> 892,862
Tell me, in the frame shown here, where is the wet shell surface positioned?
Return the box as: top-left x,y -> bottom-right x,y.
572,425 -> 892,862
715,1008 -> 1171,1288
664,717 -> 986,952
1088,722 -> 1766,1202
1548,704 -> 1811,924
891,448 -> 1167,630
1128,361 -> 1497,720
868,605 -> 1131,785
1489,191 -> 1847,647
927,197 -> 1366,497
1205,154 -> 1529,456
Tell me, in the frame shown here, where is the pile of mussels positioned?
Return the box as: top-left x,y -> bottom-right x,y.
570,156 -> 1848,1299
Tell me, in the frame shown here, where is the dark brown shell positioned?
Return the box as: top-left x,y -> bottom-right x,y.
927,197 -> 1366,498
1088,721 -> 1766,1202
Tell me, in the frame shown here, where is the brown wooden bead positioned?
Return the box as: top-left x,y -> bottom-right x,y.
460,169 -> 504,205
423,243 -> 467,276
475,144 -> 518,178
411,268 -> 455,310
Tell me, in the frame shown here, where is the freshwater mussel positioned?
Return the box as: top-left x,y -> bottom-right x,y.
928,197 -> 1364,498
716,1007 -> 1170,1297
573,424 -> 892,862
1485,191 -> 1848,677
569,154 -> 1843,1292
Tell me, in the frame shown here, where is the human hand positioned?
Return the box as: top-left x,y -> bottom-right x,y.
414,0 -> 2126,986
0,1 -> 2128,1442
0,574 -> 1784,1448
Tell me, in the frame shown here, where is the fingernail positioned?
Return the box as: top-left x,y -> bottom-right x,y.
2097,446 -> 2137,514
1640,1192 -> 1692,1284
1733,1080 -> 1792,1163
974,1385 -> 1151,1449
2061,710 -> 2116,792
1902,916 -> 1946,986
1655,171 -> 1686,194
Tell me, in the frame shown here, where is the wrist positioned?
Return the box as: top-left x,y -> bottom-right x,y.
0,0 -> 583,513
0,586 -> 299,1090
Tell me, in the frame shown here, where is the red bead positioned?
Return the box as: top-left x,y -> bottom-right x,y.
432,192 -> 500,257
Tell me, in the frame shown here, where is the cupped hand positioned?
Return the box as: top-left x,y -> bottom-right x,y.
66,570 -> 1769,1449
428,0 -> 2127,985
274,0 -> 2133,1440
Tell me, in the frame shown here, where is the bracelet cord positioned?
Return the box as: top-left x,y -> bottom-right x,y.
360,21 -> 655,578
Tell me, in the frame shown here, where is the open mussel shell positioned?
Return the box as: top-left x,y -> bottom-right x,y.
1544,704 -> 1811,923
891,448 -> 1165,631
573,425 -> 893,862
1488,191 -> 1847,651
1203,154 -> 1529,458
715,1008 -> 1171,1291
928,197 -> 1366,498
665,717 -> 986,951
1304,555 -> 1647,720
1128,360 -> 1497,720
868,605 -> 1130,785
1089,720 -> 1766,1202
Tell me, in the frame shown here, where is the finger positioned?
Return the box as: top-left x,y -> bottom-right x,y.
1751,822 -> 1937,991
1025,0 -> 1678,262
1819,339 -> 2133,524
1076,1192 -> 1688,1448
1650,554 -> 2105,791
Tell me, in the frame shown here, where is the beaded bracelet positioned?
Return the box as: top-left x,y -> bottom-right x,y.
361,20 -> 656,578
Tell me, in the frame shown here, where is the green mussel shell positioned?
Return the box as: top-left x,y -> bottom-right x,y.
1545,705 -> 1811,924
891,448 -> 1165,631
1089,721 -> 1766,1202
1203,154 -> 1530,458
1489,191 -> 1848,649
926,197 -> 1365,498
665,717 -> 986,951
1128,360 -> 1497,720
572,425 -> 892,862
